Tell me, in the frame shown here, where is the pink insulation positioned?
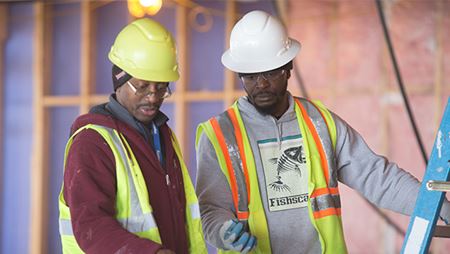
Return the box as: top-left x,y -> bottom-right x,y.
288,0 -> 450,253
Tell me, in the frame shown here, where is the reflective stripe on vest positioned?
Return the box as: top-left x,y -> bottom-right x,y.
59,125 -> 158,237
210,110 -> 250,220
196,102 -> 272,253
59,124 -> 207,254
294,99 -> 341,219
209,99 -> 342,219
197,98 -> 347,254
293,98 -> 346,253
310,186 -> 341,218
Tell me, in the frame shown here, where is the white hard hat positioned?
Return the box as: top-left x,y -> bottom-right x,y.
221,10 -> 301,73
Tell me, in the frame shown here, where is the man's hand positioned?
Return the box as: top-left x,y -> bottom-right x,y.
156,249 -> 175,254
219,219 -> 257,254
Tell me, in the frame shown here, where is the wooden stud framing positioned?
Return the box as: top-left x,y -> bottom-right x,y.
41,90 -> 247,107
175,4 -> 189,153
31,2 -> 51,254
274,0 -> 289,26
80,1 -> 95,114
0,5 -> 7,152
0,4 -> 7,240
18,1 -> 450,253
223,0 -> 236,108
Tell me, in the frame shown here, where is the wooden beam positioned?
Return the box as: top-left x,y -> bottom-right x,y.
43,95 -> 82,106
91,0 -> 114,10
175,3 -> 188,153
42,90 -> 247,107
274,0 -> 289,26
223,0 -> 236,108
42,85 -> 450,108
80,1 -> 94,114
30,2 -> 51,254
182,90 -> 246,101
88,94 -> 109,105
0,5 -> 8,247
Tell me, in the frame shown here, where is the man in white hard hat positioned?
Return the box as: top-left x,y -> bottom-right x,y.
195,10 -> 450,253
59,18 -> 206,254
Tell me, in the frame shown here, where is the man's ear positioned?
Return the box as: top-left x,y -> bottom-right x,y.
286,70 -> 291,79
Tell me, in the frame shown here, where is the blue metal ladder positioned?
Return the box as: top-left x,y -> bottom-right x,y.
401,98 -> 450,254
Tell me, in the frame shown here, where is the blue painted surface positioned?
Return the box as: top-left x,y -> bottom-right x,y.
2,3 -> 34,254
187,101 -> 224,182
151,3 -> 176,36
95,1 -> 129,95
51,3 -> 81,96
237,0 -> 276,16
189,0 -> 226,92
49,107 -> 80,254
160,102 -> 175,130
188,101 -> 223,254
401,98 -> 450,254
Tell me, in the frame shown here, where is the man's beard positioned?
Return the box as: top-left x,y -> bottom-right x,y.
249,90 -> 287,116
253,101 -> 277,115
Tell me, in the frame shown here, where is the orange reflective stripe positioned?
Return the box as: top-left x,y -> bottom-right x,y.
311,187 -> 341,219
210,118 -> 240,214
313,207 -> 342,219
237,211 -> 249,220
311,187 -> 339,198
227,108 -> 251,203
295,99 -> 330,185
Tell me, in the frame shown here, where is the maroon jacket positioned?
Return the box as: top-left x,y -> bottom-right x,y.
63,112 -> 189,253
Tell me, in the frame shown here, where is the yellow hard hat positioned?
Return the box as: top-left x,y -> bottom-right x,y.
108,18 -> 179,82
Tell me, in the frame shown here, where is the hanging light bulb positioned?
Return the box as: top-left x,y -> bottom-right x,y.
127,0 -> 163,17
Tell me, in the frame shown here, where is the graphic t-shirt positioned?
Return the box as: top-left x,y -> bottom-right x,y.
258,135 -> 308,212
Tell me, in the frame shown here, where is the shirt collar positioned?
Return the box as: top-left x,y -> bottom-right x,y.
106,94 -> 169,130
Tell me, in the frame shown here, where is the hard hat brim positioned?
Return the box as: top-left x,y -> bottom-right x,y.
221,38 -> 301,74
109,52 -> 180,82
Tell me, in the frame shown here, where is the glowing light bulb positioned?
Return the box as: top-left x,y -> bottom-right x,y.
139,0 -> 155,7
128,0 -> 162,17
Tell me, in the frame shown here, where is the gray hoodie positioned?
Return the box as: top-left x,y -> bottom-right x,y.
195,93 -> 449,254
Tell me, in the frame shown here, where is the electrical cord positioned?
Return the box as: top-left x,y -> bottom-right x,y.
271,0 -> 406,236
376,0 -> 429,165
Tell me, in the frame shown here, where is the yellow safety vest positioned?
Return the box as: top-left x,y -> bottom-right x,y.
59,124 -> 207,254
196,98 -> 347,254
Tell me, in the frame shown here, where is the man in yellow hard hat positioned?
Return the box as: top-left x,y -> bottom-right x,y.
59,18 -> 206,254
195,10 -> 450,254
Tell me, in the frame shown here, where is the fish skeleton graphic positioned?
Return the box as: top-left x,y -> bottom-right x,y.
268,146 -> 305,192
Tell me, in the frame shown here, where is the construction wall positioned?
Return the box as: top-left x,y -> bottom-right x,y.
1,0 -> 449,254
287,1 -> 450,253
2,3 -> 33,254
